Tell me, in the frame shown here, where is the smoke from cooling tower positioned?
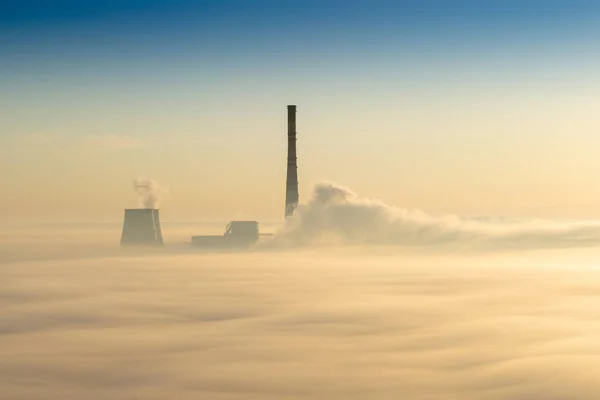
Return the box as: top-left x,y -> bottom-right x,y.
270,181 -> 600,250
132,179 -> 168,209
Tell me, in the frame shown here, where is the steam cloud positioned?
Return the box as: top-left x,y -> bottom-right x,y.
132,179 -> 168,209
273,181 -> 600,250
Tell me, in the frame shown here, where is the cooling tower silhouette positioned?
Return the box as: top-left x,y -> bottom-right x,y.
120,209 -> 164,246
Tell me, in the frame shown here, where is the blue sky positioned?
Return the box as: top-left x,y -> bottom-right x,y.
3,1 -> 600,70
3,1 -> 600,221
3,0 -> 600,104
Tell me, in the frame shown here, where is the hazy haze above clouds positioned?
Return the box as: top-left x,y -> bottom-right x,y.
3,1 -> 600,222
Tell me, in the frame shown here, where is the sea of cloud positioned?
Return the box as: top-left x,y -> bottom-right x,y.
3,221 -> 600,399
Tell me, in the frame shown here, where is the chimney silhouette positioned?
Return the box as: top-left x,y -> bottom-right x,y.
120,209 -> 164,246
285,105 -> 299,218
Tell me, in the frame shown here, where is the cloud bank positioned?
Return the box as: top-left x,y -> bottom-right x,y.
271,181 -> 600,250
2,233 -> 600,399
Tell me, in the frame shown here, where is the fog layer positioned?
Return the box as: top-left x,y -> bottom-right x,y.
2,227 -> 600,399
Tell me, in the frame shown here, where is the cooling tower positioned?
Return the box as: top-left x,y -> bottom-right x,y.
120,208 -> 164,246
285,105 -> 299,218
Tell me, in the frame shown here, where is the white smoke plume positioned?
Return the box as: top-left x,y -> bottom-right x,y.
132,179 -> 168,209
272,181 -> 600,250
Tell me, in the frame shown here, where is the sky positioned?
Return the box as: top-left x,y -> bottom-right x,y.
2,0 -> 600,222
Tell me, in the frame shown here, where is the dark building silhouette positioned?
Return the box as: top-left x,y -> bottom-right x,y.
285,105 -> 299,218
120,208 -> 164,246
191,220 -> 261,247
189,105 -> 291,247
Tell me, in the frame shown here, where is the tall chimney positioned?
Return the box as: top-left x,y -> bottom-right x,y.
285,105 -> 299,218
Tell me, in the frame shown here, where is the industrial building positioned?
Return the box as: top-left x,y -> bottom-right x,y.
190,104 -> 300,247
191,221 -> 260,247
119,105 -> 298,247
120,208 -> 164,246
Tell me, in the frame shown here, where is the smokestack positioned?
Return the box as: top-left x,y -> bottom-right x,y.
285,105 -> 299,218
120,209 -> 164,246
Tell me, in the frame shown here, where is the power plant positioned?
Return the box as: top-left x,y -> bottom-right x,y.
120,105 -> 299,248
191,221 -> 261,247
189,105 -> 299,247
285,105 -> 299,218
120,208 -> 164,246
